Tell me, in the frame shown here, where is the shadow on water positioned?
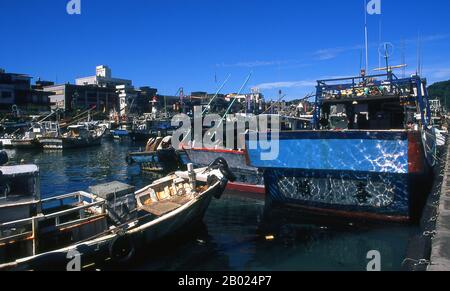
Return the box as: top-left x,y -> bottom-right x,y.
3,140 -> 422,271
111,194 -> 419,271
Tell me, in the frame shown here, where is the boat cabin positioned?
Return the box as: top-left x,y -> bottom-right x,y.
0,164 -> 109,265
40,121 -> 61,138
65,125 -> 90,138
314,71 -> 431,131
0,165 -> 40,224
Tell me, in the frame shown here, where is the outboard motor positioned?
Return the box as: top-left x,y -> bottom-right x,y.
207,158 -> 236,199
208,158 -> 236,182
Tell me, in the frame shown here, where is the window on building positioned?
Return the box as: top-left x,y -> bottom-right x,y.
1,91 -> 13,99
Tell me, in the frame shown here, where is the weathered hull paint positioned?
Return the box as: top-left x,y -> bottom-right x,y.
0,179 -> 224,271
11,139 -> 41,149
246,130 -> 435,222
39,137 -> 102,150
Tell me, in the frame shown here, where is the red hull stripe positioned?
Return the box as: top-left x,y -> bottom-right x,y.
187,148 -> 246,155
283,203 -> 410,223
408,132 -> 425,174
226,182 -> 266,194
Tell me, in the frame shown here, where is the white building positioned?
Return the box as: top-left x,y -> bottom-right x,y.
76,65 -> 132,88
225,88 -> 264,103
116,84 -> 138,116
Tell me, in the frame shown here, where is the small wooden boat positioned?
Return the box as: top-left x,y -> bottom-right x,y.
11,131 -> 42,149
111,129 -> 129,140
0,155 -> 234,271
0,136 -> 13,149
11,121 -> 60,150
127,136 -> 181,172
130,119 -> 174,141
39,124 -> 106,150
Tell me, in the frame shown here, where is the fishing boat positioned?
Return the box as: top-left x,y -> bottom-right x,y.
8,112 -> 62,150
130,119 -> 174,142
39,124 -> 106,150
183,115 -> 309,195
0,153 -> 234,271
0,121 -> 30,135
10,134 -> 40,149
10,123 -> 47,149
111,129 -> 130,140
246,71 -> 438,223
0,135 -> 13,149
127,136 -> 181,173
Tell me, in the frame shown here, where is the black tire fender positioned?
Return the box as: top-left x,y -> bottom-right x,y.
208,175 -> 227,200
109,232 -> 136,264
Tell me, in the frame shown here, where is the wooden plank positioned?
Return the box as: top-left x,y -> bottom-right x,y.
140,201 -> 182,216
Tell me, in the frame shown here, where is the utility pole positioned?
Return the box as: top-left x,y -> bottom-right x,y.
164,95 -> 168,119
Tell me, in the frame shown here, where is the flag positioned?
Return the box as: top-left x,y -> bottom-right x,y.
367,0 -> 381,15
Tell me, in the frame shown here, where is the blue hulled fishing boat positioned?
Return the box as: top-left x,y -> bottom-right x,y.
246,71 -> 438,222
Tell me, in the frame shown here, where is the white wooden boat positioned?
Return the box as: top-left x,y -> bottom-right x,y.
0,137 -> 13,149
0,157 -> 234,270
39,124 -> 106,150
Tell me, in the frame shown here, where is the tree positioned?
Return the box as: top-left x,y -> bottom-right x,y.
428,80 -> 450,110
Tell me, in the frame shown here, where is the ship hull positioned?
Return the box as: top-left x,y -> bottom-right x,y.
246,130 -> 436,222
11,139 -> 41,149
263,169 -> 432,222
39,137 -> 102,150
129,131 -> 154,142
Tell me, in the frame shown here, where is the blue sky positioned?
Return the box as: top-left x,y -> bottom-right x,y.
1,0 -> 449,100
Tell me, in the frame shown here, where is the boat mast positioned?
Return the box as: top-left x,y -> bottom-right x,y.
364,0 -> 369,73
202,74 -> 231,116
218,72 -> 252,127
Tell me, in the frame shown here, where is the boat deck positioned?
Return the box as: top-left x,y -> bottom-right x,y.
141,201 -> 184,217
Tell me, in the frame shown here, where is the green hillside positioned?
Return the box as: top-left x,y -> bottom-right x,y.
428,80 -> 450,110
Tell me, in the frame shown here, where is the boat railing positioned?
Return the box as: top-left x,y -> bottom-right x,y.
316,72 -> 420,102
0,191 -> 106,254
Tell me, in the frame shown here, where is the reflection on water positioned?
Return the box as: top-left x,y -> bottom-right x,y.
127,195 -> 418,271
3,141 -> 419,271
4,140 -> 153,198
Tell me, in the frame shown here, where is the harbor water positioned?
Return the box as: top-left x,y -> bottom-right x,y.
3,140 -> 420,271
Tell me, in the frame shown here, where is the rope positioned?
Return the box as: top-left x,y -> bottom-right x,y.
423,231 -> 437,238
402,258 -> 431,268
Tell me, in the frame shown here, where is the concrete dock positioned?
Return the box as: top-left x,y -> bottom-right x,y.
428,143 -> 450,271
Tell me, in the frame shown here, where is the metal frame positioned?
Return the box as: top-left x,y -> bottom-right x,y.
313,72 -> 431,129
0,192 -> 106,255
